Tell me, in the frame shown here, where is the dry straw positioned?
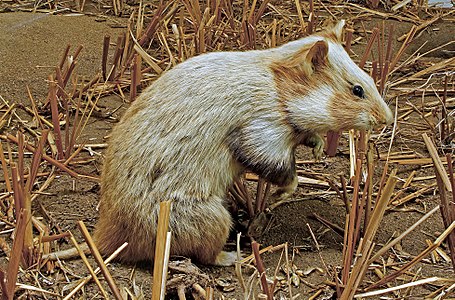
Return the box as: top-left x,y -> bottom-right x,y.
152,201 -> 172,300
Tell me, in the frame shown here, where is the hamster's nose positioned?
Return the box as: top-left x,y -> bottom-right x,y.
383,106 -> 394,125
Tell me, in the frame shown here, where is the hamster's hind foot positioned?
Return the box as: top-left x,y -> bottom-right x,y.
214,251 -> 238,266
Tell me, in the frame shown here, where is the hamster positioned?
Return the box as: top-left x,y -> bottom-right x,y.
93,20 -> 393,266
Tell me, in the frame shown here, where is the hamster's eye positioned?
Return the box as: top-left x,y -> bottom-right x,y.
352,85 -> 365,99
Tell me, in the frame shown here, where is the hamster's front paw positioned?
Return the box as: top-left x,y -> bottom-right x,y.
307,134 -> 324,161
273,175 -> 298,201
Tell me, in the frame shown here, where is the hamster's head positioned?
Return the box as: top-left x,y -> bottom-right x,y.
271,20 -> 394,133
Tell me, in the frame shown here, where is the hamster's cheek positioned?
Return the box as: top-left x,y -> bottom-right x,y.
358,111 -> 374,130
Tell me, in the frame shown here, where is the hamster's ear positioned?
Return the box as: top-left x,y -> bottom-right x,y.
270,40 -> 328,80
306,40 -> 329,71
331,20 -> 346,42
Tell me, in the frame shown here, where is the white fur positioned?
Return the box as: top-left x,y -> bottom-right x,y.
285,84 -> 335,132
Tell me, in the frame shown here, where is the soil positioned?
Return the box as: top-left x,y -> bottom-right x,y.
0,3 -> 454,300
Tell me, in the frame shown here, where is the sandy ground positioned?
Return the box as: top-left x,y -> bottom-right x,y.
0,12 -> 125,102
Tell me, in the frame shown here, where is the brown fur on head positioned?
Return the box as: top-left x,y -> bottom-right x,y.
270,20 -> 393,134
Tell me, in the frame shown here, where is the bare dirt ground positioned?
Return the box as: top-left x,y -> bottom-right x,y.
0,1 -> 454,299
